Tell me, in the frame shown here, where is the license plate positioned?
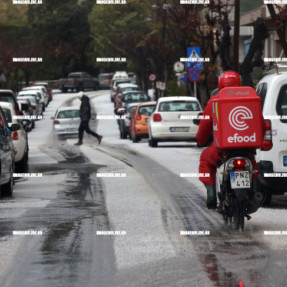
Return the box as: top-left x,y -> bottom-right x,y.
66,128 -> 76,132
230,171 -> 250,189
170,127 -> 189,132
284,156 -> 287,166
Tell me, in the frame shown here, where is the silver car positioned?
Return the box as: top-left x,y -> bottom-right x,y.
148,96 -> 202,147
52,107 -> 81,135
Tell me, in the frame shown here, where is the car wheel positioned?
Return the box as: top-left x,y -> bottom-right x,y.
42,103 -> 45,112
1,168 -> 13,197
132,132 -> 139,143
262,190 -> 272,207
149,138 -> 158,147
32,121 -> 35,129
16,150 -> 28,173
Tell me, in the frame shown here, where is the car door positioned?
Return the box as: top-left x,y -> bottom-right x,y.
0,108 -> 13,184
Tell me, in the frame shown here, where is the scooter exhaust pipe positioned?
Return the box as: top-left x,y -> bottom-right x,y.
247,192 -> 264,214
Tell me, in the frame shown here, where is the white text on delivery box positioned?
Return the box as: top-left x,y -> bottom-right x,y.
227,133 -> 256,143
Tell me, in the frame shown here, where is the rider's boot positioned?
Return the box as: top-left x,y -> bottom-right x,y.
206,185 -> 217,209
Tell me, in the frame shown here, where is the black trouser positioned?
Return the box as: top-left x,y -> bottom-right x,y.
78,121 -> 99,141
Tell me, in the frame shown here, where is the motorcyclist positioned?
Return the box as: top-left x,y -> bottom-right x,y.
196,71 -> 241,209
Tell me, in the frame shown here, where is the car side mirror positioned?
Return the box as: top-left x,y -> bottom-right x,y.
193,112 -> 203,126
10,123 -> 21,131
21,120 -> 31,128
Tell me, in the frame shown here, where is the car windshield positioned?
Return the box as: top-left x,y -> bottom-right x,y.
138,105 -> 155,116
57,110 -> 80,119
1,108 -> 12,123
158,101 -> 200,112
122,93 -> 149,102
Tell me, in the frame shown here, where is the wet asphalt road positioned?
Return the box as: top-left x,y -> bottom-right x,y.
0,91 -> 286,287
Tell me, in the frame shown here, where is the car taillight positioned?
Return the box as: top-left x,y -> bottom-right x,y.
261,119 -> 272,151
136,114 -> 141,121
153,113 -> 162,122
233,159 -> 246,168
12,131 -> 18,140
54,120 -> 60,125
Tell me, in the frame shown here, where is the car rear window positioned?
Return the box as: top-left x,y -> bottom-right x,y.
276,84 -> 287,123
256,83 -> 267,110
1,108 -> 12,123
0,94 -> 16,106
138,105 -> 155,116
57,110 -> 80,119
158,101 -> 200,112
122,87 -> 137,93
68,74 -> 81,78
122,93 -> 149,102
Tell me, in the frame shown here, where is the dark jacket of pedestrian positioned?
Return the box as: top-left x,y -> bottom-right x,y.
80,95 -> 91,122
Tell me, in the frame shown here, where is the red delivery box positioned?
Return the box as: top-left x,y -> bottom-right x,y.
212,87 -> 263,149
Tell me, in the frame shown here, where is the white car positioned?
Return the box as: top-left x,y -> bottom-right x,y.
110,79 -> 132,103
52,107 -> 81,135
22,86 -> 49,108
148,96 -> 202,147
0,102 -> 29,170
256,66 -> 287,204
112,71 -> 129,81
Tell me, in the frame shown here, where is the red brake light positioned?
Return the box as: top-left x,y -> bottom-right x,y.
136,114 -> 142,121
261,119 -> 272,151
233,159 -> 246,168
54,120 -> 60,125
153,113 -> 162,122
12,131 -> 18,140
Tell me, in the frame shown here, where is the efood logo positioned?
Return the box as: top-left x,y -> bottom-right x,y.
228,106 -> 253,130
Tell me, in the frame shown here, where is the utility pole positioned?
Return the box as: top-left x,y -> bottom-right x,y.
233,0 -> 240,72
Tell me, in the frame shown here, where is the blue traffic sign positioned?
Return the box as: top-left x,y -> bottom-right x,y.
186,47 -> 203,71
179,72 -> 187,86
188,69 -> 201,82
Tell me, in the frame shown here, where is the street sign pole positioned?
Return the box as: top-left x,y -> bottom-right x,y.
194,81 -> 197,98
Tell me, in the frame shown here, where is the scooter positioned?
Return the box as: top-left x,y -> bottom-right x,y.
216,150 -> 264,230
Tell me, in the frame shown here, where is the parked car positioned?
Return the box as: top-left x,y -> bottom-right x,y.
0,106 -> 15,196
52,107 -> 81,135
33,81 -> 53,102
148,96 -> 202,147
98,73 -> 113,89
118,103 -> 140,139
114,83 -> 138,108
17,90 -> 46,115
0,89 -> 22,115
0,102 -> 29,171
255,67 -> 287,204
17,95 -> 43,118
110,79 -> 132,102
114,91 -> 151,113
58,72 -> 99,93
21,87 -> 48,110
17,100 -> 35,131
112,71 -> 129,81
129,101 -> 156,143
